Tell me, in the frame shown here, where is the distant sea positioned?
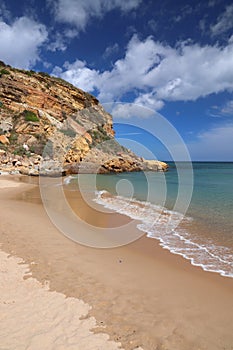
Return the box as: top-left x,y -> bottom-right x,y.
65,162 -> 233,278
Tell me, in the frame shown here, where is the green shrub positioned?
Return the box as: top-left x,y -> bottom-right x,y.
0,144 -> 7,151
38,71 -> 50,77
0,101 -> 3,108
91,130 -> 99,140
23,110 -> 39,122
0,68 -> 10,77
9,131 -> 18,143
29,145 -> 35,153
89,125 -> 111,148
13,146 -> 26,156
25,70 -> 35,77
53,76 -> 74,89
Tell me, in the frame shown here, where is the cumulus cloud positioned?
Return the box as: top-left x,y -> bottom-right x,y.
0,16 -> 47,68
110,103 -> 155,119
51,0 -> 141,31
134,92 -> 164,111
211,4 -> 233,36
53,35 -> 233,110
148,42 -> 233,101
188,123 -> 233,160
53,60 -> 100,92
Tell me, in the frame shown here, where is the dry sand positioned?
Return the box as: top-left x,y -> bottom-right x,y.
0,178 -> 24,188
0,250 -> 123,350
0,176 -> 233,350
0,177 -> 142,350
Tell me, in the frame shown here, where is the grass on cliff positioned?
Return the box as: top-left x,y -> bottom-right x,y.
0,68 -> 11,77
13,146 -> 29,156
23,110 -> 40,122
89,125 -> 112,147
9,131 -> 18,143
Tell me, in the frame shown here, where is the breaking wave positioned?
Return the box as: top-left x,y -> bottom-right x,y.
94,190 -> 233,278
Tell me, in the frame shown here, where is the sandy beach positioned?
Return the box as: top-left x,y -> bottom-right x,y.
1,176 -> 233,350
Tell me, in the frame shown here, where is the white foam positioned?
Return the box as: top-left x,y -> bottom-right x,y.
63,175 -> 74,185
94,191 -> 233,278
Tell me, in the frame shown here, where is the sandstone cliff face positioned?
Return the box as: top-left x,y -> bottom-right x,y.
0,62 -> 167,175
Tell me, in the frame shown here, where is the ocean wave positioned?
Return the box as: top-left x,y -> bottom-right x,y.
94,190 -> 233,278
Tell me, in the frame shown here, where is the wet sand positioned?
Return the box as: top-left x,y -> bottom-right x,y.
0,175 -> 233,350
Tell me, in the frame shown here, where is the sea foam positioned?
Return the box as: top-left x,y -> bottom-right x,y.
94,190 -> 233,278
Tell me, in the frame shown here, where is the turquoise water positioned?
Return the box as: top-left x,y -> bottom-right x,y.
65,162 -> 233,277
167,162 -> 233,233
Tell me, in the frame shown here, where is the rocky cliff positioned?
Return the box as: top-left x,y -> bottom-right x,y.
0,61 -> 168,176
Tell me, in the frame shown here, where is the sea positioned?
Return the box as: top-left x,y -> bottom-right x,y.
64,162 -> 233,278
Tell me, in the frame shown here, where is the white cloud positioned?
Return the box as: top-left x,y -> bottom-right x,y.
149,42 -> 233,101
229,35 -> 233,43
48,33 -> 67,52
64,28 -> 79,38
147,19 -> 157,32
134,92 -> 164,110
51,0 -> 141,31
53,35 -> 233,109
173,4 -> 193,22
98,35 -> 163,98
53,60 -> 100,92
0,16 -> 47,68
103,43 -> 119,59
220,100 -> 233,116
211,4 -> 233,36
188,123 -> 233,160
110,103 -> 155,119
208,100 -> 233,118
0,3 -> 11,21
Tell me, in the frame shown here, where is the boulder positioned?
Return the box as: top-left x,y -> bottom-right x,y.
143,159 -> 168,172
0,135 -> 9,145
19,166 -> 29,175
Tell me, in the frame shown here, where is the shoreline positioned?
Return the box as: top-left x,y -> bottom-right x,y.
93,188 -> 233,279
1,176 -> 233,349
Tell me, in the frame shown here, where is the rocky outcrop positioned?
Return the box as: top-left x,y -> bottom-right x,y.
142,160 -> 169,172
0,62 -> 168,176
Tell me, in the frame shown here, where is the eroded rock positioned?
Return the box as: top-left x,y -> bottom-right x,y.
0,63 -> 168,176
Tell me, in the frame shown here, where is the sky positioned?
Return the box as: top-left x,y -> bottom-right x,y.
0,0 -> 233,161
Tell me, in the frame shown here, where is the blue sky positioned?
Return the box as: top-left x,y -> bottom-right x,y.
0,0 -> 233,160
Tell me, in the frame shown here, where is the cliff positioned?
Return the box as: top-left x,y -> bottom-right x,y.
0,62 -> 168,176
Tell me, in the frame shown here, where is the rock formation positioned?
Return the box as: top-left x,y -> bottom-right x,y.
0,61 -> 168,176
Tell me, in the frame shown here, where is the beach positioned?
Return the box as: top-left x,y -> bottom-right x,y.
1,176 -> 233,350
